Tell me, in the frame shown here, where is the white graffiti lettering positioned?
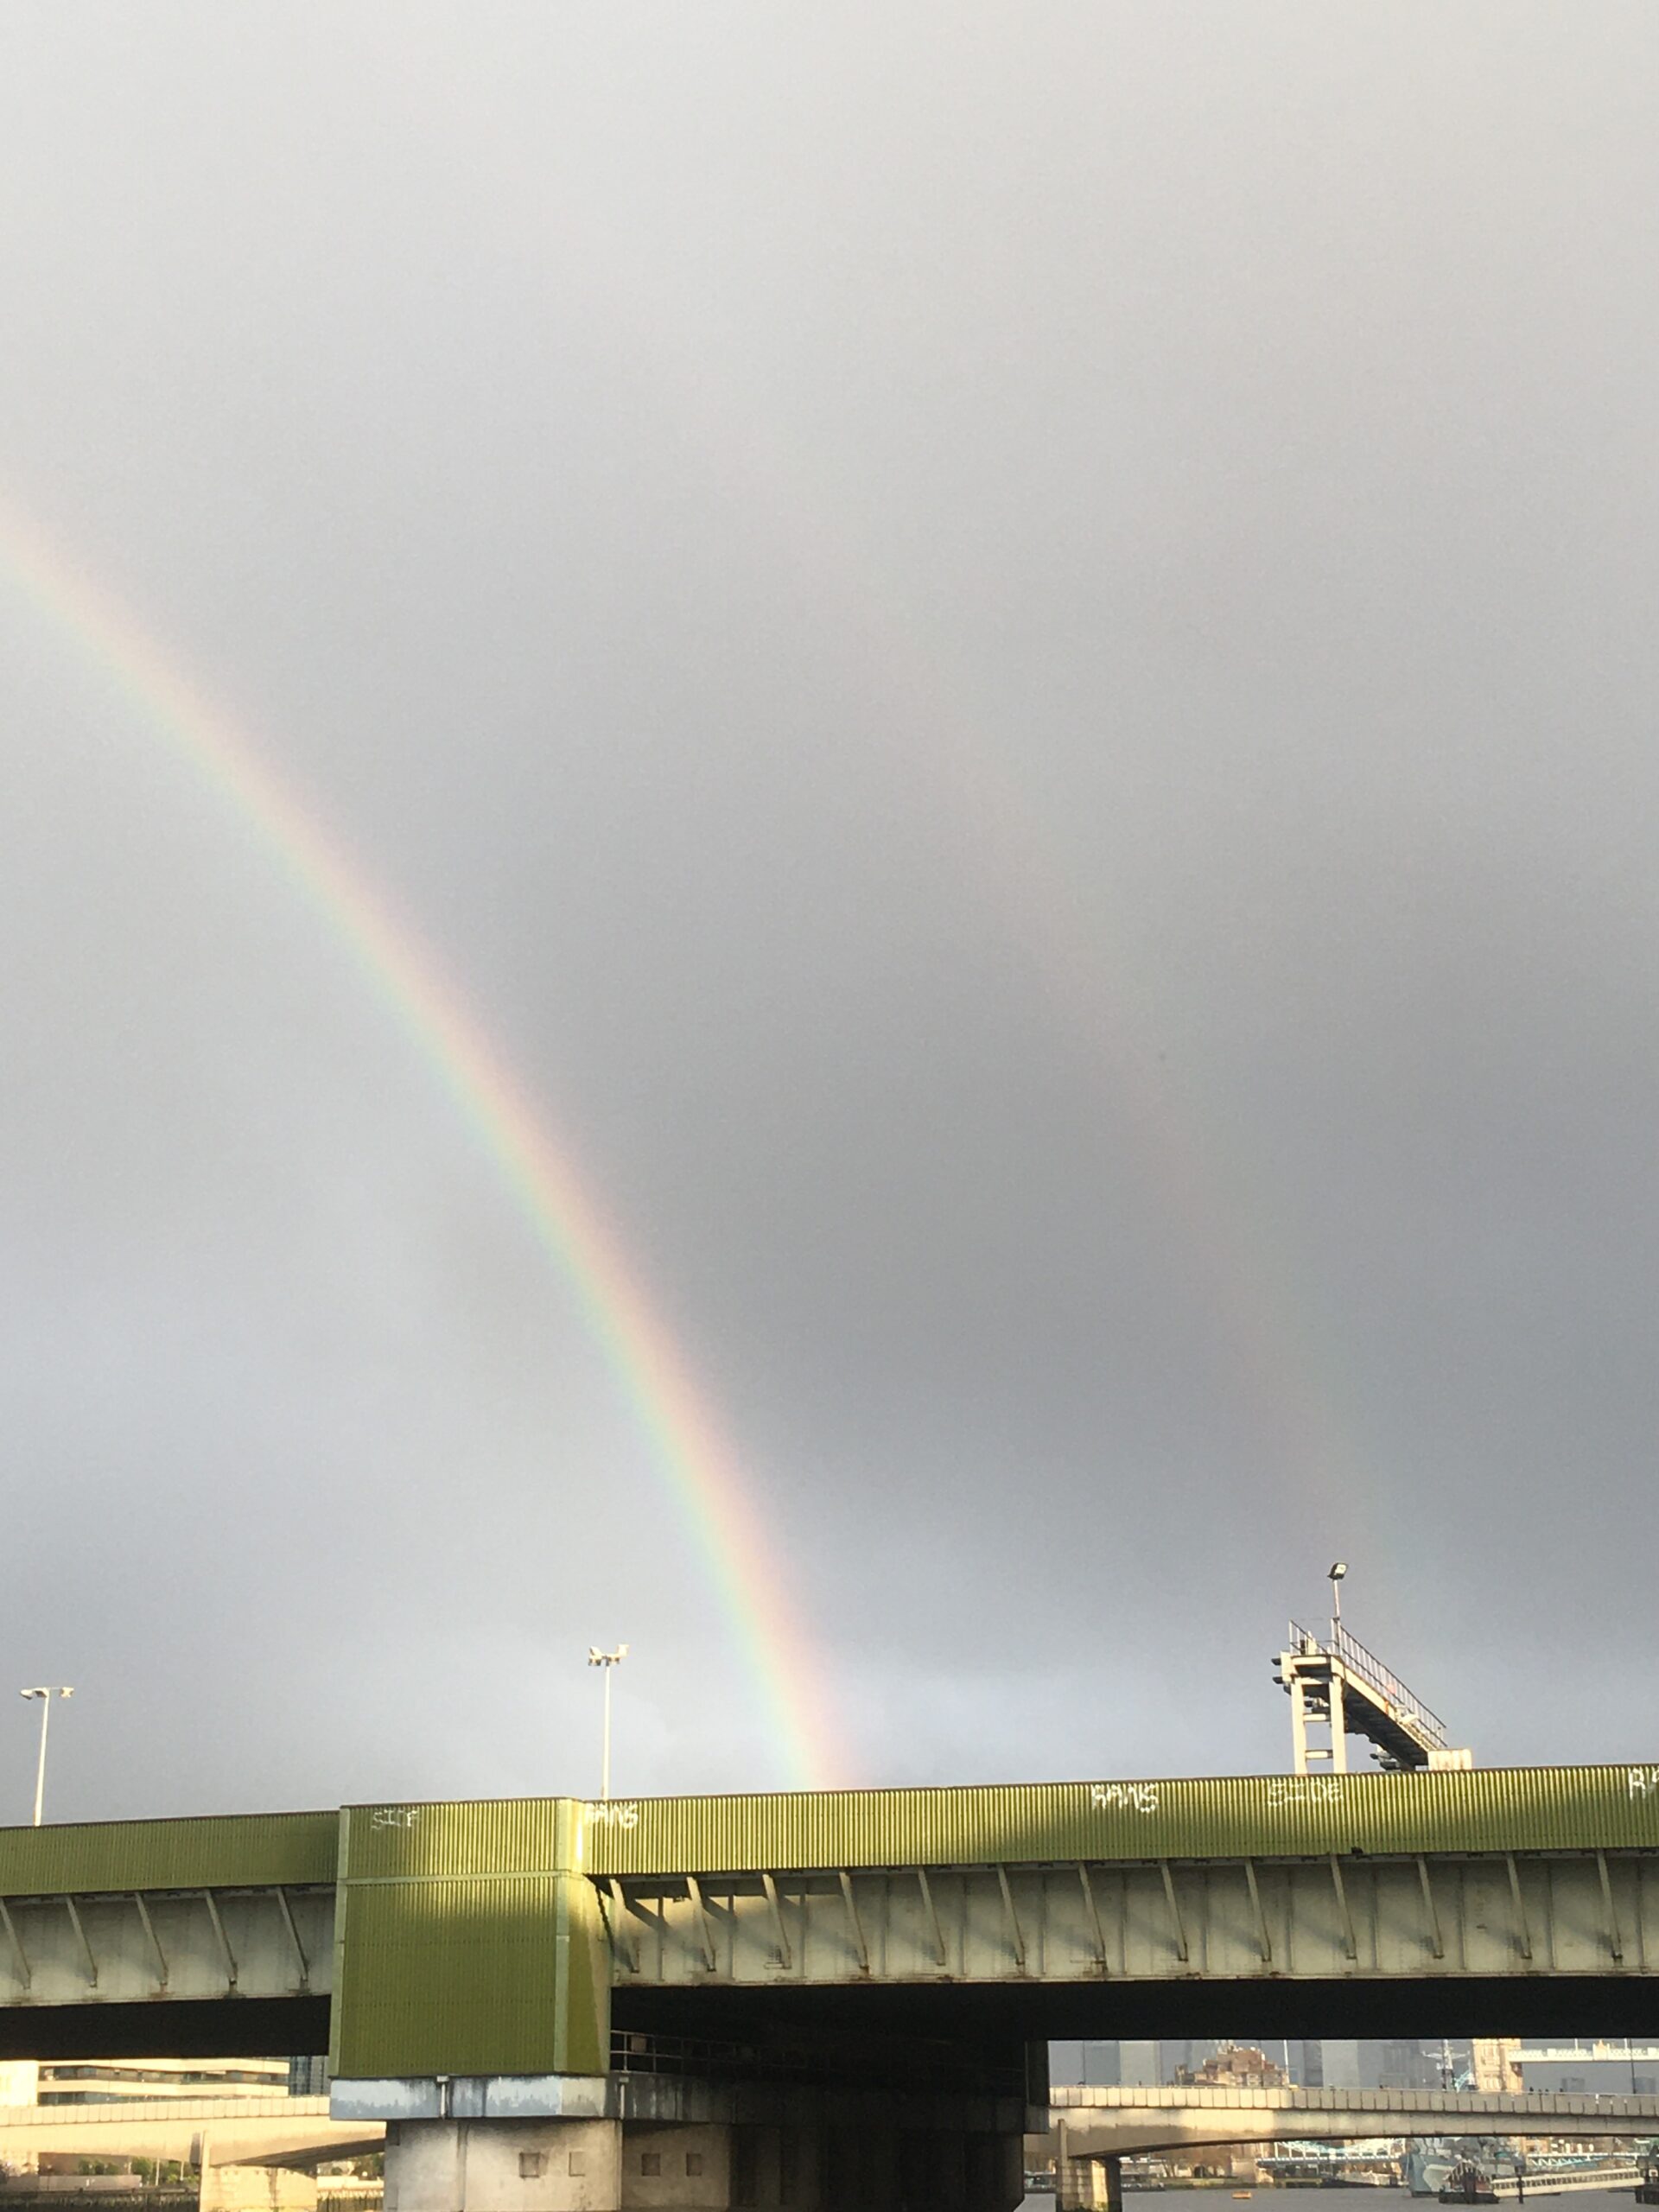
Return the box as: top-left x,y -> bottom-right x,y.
1266,1777 -> 1341,1809
1091,1783 -> 1159,1815
586,1801 -> 640,1829
371,1806 -> 420,1830
1627,1767 -> 1659,1801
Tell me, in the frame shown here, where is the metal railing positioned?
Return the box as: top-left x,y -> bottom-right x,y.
1052,2084 -> 1659,2115
1287,1620 -> 1449,1748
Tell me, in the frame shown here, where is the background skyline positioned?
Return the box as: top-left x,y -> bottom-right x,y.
3,4 -> 1656,1820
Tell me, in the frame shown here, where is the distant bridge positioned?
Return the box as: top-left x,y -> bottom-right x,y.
1052,2081 -> 1659,2156
0,2098 -> 381,2212
0,2093 -> 379,2166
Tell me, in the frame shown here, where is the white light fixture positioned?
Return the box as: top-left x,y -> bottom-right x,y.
1328,1561 -> 1348,1630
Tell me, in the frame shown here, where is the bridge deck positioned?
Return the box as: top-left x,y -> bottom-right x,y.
2,1769 -> 1658,2078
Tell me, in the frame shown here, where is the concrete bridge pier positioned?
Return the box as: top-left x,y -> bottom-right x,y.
1055,2146 -> 1122,2212
199,2161 -> 320,2212
384,2117 -> 624,2212
378,2107 -> 1024,2212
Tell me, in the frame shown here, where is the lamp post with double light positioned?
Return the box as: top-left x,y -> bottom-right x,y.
20,1687 -> 73,1827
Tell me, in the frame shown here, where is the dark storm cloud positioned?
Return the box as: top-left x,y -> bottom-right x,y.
1,4 -> 1656,1820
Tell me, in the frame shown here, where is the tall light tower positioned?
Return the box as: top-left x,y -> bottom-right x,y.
20,1687 -> 73,1827
587,1645 -> 628,1801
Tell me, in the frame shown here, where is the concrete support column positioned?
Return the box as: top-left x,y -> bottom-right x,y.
620,2123 -> 730,2212
385,2118 -> 623,2212
1055,2152 -> 1121,2212
1100,2158 -> 1123,2212
1329,1673 -> 1348,1773
1289,1675 -> 1309,1775
199,2168 -> 319,2212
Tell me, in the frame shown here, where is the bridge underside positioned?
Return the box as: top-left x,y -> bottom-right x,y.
0,1994 -> 329,2060
616,1971 -> 1659,2049
0,1975 -> 1649,2071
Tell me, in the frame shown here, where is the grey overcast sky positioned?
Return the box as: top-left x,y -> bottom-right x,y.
1,5 -> 1656,1821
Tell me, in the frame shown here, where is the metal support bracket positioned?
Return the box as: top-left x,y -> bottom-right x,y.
134,1893 -> 168,1989
1416,1854 -> 1444,1959
1077,1863 -> 1107,1972
202,1890 -> 238,1992
996,1863 -> 1026,1971
601,1878 -> 634,1973
1160,1860 -> 1189,1964
683,1874 -> 718,1974
1243,1859 -> 1272,1963
837,1870 -> 869,1974
63,1897 -> 98,1987
760,1871 -> 791,1970
1505,1854 -> 1533,1962
917,1866 -> 948,1968
1597,1850 -> 1624,1965
0,1899 -> 29,1990
606,1880 -> 638,1974
1329,1854 -> 1358,1961
274,1886 -> 309,1992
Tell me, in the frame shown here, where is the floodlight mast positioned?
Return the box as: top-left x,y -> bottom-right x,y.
19,1687 -> 73,1827
587,1645 -> 629,1801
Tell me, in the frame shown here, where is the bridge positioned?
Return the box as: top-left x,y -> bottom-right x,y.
1052,2079 -> 1659,2152
1052,2082 -> 1659,2210
0,2097 -> 380,2212
3,1764 -> 1659,2212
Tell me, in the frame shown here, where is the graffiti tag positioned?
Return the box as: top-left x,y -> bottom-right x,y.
371,1806 -> 420,1830
1627,1767 -> 1659,1801
1091,1783 -> 1159,1814
586,1801 -> 640,1829
1266,1777 -> 1341,1809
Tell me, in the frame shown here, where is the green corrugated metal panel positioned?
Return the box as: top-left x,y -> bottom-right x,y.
337,1796 -> 575,1882
579,1764 -> 1659,1875
556,1862 -> 611,2076
332,1872 -> 564,2077
0,1811 -> 340,1897
332,1802 -> 606,2080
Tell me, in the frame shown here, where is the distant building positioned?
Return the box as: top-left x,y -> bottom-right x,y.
1321,2039 -> 1363,2088
1049,2036 -> 1463,2094
1175,2044 -> 1289,2089
0,2057 -> 292,2107
1510,2043 -> 1659,2095
1472,2039 -> 1523,2094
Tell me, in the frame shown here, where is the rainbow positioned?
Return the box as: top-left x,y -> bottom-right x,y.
0,498 -> 844,1790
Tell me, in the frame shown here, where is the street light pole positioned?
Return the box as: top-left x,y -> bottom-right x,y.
20,1688 -> 73,1827
586,1646 -> 628,1800
1328,1560 -> 1348,1640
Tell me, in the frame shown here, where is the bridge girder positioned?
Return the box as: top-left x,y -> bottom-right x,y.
610,1850 -> 1654,1993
